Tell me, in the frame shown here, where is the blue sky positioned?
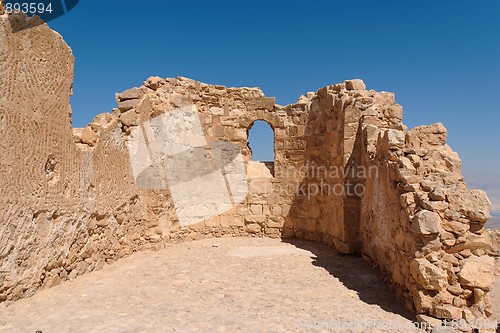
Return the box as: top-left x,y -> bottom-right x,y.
48,0 -> 500,209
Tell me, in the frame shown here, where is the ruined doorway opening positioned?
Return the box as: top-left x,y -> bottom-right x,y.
247,120 -> 275,177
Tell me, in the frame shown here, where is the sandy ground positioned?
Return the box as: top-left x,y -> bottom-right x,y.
0,237 -> 497,333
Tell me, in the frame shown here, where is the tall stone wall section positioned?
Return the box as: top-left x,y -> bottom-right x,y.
282,88 -> 344,247
0,13 -> 170,302
341,86 -> 496,322
0,12 -> 497,327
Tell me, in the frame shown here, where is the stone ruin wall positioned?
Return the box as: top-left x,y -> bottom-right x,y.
342,89 -> 498,322
0,13 -> 498,327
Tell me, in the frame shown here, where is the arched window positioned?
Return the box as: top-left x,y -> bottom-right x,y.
247,120 -> 275,176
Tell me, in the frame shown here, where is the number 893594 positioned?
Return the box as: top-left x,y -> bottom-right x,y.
5,2 -> 53,14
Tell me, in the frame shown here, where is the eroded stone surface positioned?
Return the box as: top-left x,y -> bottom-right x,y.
458,255 -> 496,290
0,11 -> 498,328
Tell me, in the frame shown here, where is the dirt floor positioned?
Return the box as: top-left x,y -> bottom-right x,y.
0,237 -> 498,333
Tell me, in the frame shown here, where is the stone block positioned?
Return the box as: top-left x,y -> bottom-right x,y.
250,204 -> 263,215
143,76 -> 165,90
81,126 -> 98,146
429,187 -> 446,201
345,79 -> 366,91
120,109 -> 139,127
448,190 -> 491,223
247,97 -> 275,111
386,129 -> 405,150
117,99 -> 139,112
458,255 -> 495,290
384,104 -> 403,119
245,223 -> 261,234
245,215 -> 266,224
116,87 -> 144,101
410,258 -> 447,291
431,305 -> 461,320
411,210 -> 441,236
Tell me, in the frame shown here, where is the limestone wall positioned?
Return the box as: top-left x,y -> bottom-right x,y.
0,12 -> 497,328
0,13 -> 311,302
0,13 -> 166,301
345,91 -> 496,322
283,87 -> 344,247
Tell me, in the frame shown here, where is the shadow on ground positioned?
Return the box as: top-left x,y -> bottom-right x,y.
281,238 -> 417,322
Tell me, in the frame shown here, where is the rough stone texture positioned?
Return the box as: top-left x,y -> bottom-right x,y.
431,304 -> 462,320
115,87 -> 144,101
81,126 -> 98,146
0,12 -> 498,329
410,258 -> 448,291
407,123 -> 448,148
345,79 -> 366,91
458,255 -> 496,290
411,210 -> 442,236
0,238 -> 421,333
448,190 -> 492,223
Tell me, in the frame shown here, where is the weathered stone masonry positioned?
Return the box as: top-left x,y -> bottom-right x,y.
0,12 -> 498,327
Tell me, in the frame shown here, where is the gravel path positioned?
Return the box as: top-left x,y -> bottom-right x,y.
0,237 -> 488,333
